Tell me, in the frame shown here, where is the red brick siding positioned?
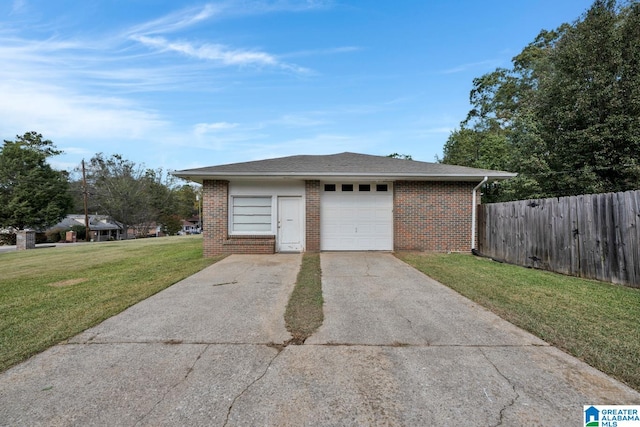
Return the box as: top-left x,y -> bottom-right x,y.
203,178 -> 475,255
202,179 -> 275,256
394,181 -> 474,252
221,235 -> 275,254
305,180 -> 320,252
202,180 -> 227,257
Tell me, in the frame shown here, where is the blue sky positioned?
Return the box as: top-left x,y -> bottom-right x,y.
0,0 -> 594,172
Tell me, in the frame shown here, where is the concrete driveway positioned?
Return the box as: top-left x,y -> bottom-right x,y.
1,253 -> 639,426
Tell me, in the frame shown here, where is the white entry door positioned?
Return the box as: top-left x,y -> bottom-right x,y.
277,196 -> 303,252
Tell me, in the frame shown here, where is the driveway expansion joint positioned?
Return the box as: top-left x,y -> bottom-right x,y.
303,342 -> 549,348
61,340 -> 299,346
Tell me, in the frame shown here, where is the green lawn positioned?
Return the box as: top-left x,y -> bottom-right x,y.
396,252 -> 640,392
285,253 -> 323,344
0,236 -> 220,372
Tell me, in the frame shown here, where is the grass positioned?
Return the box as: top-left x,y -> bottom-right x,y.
396,252 -> 640,392
0,236 -> 221,372
285,253 -> 323,343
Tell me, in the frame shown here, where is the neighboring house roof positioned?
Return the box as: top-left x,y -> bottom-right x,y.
172,152 -> 517,183
54,214 -> 123,231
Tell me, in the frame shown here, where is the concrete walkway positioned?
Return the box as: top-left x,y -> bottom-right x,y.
1,253 -> 639,426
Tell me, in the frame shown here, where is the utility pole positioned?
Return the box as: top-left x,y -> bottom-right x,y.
82,159 -> 90,241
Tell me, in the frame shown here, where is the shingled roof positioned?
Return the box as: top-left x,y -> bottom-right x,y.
172,152 -> 516,183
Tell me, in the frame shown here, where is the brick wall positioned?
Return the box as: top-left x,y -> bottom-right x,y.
202,179 -> 275,256
203,178 -> 476,255
394,181 -> 474,252
305,180 -> 320,252
221,235 -> 275,254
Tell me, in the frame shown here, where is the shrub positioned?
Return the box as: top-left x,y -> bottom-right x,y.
45,228 -> 64,243
0,233 -> 16,246
69,225 -> 87,241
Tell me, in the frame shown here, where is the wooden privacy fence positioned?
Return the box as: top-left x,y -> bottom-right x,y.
477,190 -> 640,288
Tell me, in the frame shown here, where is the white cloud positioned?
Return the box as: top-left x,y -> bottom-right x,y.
125,2 -> 315,73
0,0 -> 340,172
0,81 -> 167,141
132,35 -> 273,65
126,1 -> 334,39
125,4 -> 223,37
131,35 -> 309,73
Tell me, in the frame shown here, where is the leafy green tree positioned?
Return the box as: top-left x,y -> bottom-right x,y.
535,0 -> 640,195
442,127 -> 510,171
69,224 -> 87,241
161,214 -> 183,236
84,154 -> 187,238
442,0 -> 640,200
173,184 -> 200,219
74,155 -> 199,238
387,153 -> 413,160
85,154 -> 154,238
0,132 -> 72,229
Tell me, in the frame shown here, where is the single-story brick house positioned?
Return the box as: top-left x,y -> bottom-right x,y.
51,214 -> 124,241
172,152 -> 515,256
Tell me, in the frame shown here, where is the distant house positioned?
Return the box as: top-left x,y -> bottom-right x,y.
53,214 -> 123,241
181,217 -> 201,234
128,222 -> 164,238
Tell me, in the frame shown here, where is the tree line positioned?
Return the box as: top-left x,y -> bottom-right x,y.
0,132 -> 199,238
441,0 -> 640,202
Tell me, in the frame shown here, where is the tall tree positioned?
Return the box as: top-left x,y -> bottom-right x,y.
441,0 -> 640,200
172,184 -> 200,219
536,0 -> 640,195
0,132 -> 72,230
73,156 -> 198,236
85,154 -> 161,238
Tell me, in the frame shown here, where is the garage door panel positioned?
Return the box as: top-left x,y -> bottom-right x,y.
324,224 -> 341,234
374,223 -> 389,233
358,210 -> 375,220
374,208 -> 390,219
339,224 -> 356,234
357,224 -> 373,234
321,182 -> 393,251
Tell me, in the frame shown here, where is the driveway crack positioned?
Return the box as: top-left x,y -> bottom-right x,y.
479,348 -> 520,427
134,344 -> 209,426
223,344 -> 284,427
390,291 -> 427,344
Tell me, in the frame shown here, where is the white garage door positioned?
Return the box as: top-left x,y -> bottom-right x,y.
320,182 -> 393,251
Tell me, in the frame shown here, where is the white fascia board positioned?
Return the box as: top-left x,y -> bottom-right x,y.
172,172 -> 517,184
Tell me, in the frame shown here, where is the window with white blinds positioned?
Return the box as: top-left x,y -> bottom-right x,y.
231,196 -> 272,233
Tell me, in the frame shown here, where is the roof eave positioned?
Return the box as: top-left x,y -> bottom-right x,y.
172,171 -> 517,184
